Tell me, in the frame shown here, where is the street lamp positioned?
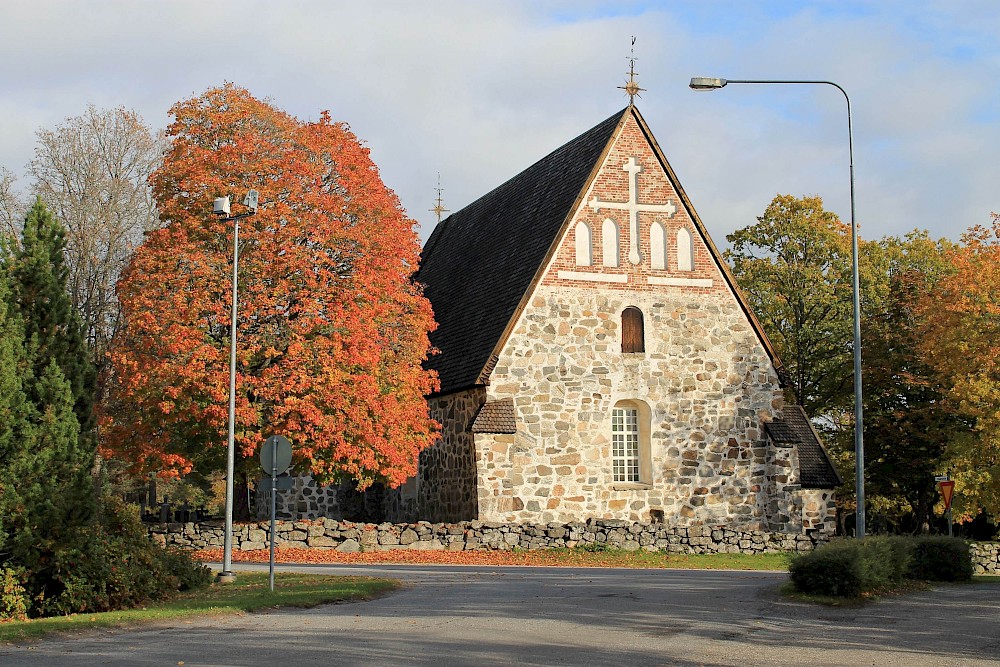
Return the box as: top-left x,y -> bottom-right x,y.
213,189 -> 259,582
690,76 -> 866,538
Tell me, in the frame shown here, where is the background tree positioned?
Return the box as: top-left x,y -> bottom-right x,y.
861,231 -> 966,532
0,167 -> 24,241
914,216 -> 1000,520
29,106 -> 163,369
102,85 -> 438,512
726,194 -> 855,416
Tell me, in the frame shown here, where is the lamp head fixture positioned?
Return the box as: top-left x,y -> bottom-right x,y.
242,189 -> 259,213
213,196 -> 231,217
689,77 -> 728,90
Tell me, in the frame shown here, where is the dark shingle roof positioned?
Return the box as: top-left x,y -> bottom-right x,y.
470,399 -> 517,434
417,109 -> 628,395
764,406 -> 842,488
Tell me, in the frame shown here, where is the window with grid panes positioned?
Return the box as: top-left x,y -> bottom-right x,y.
611,407 -> 640,482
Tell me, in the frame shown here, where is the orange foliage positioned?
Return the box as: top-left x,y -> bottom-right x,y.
913,217 -> 1000,516
100,84 -> 438,489
191,547 -> 670,568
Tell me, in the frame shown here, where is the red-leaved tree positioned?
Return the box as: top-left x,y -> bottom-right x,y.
101,85 -> 438,493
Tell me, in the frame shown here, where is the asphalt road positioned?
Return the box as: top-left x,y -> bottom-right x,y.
2,564 -> 998,666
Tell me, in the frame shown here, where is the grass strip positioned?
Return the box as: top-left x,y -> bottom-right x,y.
0,572 -> 397,644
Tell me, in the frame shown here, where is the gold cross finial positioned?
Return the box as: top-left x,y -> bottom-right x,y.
429,173 -> 449,224
618,36 -> 645,104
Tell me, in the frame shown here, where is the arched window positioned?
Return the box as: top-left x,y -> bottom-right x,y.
574,221 -> 592,266
676,227 -> 693,271
621,306 -> 644,354
611,400 -> 652,485
602,218 -> 619,268
650,222 -> 666,270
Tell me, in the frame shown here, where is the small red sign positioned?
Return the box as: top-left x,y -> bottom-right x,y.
938,480 -> 956,510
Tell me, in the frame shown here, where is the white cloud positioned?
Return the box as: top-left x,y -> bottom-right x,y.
0,1 -> 996,245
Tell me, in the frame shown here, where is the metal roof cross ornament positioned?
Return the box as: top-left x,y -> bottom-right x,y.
618,36 -> 645,104
429,173 -> 449,224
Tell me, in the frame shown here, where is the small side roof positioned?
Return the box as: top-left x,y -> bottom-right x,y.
765,405 -> 843,489
470,399 -> 517,434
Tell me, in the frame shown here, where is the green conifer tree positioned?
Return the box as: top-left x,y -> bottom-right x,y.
0,267 -> 34,561
10,198 -> 96,435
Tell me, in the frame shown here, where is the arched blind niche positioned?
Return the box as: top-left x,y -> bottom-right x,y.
650,222 -> 666,270
574,221 -> 592,266
602,218 -> 620,268
676,227 -> 693,271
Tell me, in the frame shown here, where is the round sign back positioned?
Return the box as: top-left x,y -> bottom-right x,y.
260,435 -> 292,476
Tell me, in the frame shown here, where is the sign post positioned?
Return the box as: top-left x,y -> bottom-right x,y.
260,435 -> 292,592
936,476 -> 955,537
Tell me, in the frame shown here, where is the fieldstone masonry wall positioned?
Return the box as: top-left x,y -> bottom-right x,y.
255,474 -> 341,520
482,287 -> 794,529
414,388 -> 484,522
148,519 -> 999,573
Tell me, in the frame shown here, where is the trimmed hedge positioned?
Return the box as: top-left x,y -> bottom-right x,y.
789,535 -> 973,598
908,537 -> 973,582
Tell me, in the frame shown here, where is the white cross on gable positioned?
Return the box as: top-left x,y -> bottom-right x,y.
588,157 -> 676,265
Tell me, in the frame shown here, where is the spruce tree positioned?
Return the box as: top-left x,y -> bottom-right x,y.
1,199 -> 95,558
10,198 -> 96,435
0,268 -> 34,561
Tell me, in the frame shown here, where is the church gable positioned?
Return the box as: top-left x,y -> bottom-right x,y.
542,110 -> 721,295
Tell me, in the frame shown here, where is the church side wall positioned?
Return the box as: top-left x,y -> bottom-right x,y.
418,388 -> 484,522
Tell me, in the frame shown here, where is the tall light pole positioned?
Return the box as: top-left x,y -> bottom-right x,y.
689,77 -> 865,538
213,190 -> 259,582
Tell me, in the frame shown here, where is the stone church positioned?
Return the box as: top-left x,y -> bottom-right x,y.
388,103 -> 841,533
262,103 -> 841,534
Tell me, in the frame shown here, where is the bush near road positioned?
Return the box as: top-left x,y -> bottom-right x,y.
788,536 -> 973,598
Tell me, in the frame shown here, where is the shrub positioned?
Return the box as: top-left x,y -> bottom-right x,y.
856,536 -> 911,588
25,496 -> 212,617
907,537 -> 973,582
788,542 -> 863,597
789,535 -> 975,598
0,566 -> 30,620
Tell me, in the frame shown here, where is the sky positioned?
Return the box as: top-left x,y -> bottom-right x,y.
1,1 -> 997,248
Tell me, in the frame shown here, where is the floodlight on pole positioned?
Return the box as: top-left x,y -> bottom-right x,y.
689,76 -> 866,538
214,190 -> 259,582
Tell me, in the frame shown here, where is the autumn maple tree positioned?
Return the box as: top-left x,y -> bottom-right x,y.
914,216 -> 1000,519
102,85 -> 438,494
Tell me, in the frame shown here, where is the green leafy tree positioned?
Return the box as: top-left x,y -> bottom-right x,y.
1,201 -> 95,599
861,232 -> 966,532
726,194 -> 855,415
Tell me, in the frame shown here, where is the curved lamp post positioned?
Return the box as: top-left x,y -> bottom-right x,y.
689,77 -> 865,538
213,190 -> 259,581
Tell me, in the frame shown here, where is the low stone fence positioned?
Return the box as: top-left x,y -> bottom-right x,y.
151,518 -> 831,554
971,541 -> 999,575
148,519 -> 1000,573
